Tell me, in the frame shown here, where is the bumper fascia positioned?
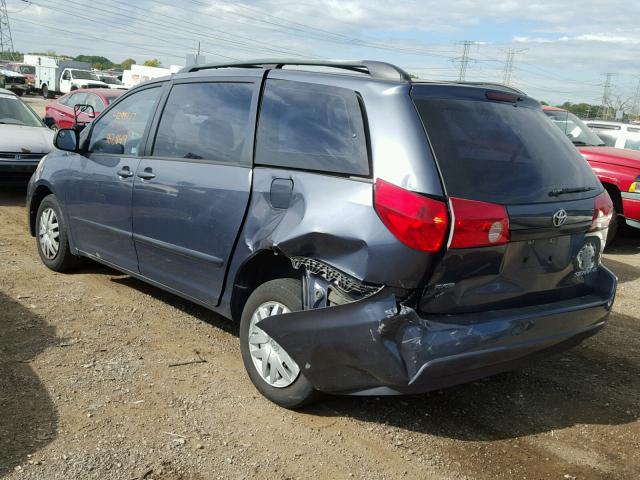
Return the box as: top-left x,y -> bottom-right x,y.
0,160 -> 39,185
258,266 -> 617,395
621,192 -> 640,228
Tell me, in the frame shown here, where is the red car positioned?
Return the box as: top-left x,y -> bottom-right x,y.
44,88 -> 124,130
4,63 -> 36,92
544,105 -> 640,242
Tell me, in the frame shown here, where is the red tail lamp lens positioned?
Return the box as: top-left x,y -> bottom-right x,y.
374,179 -> 449,252
590,190 -> 614,232
449,197 -> 510,248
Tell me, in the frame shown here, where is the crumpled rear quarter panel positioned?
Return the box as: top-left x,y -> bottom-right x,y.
241,167 -> 439,289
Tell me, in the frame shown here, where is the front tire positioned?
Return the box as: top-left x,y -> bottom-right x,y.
605,208 -> 619,247
35,195 -> 81,272
239,279 -> 320,408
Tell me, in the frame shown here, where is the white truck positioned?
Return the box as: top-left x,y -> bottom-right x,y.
23,55 -> 108,98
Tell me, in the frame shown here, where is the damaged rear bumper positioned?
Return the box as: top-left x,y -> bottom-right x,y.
258,266 -> 617,395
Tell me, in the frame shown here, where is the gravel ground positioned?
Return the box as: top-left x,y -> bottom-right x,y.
0,186 -> 639,480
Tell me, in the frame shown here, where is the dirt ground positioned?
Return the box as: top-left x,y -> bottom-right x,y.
0,186 -> 638,480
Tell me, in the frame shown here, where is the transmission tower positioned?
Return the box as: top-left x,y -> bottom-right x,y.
0,0 -> 15,58
599,73 -> 616,120
632,76 -> 640,120
455,40 -> 477,81
502,49 -> 526,86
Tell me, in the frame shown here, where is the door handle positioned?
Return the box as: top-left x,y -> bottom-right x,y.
117,167 -> 134,178
137,167 -> 155,180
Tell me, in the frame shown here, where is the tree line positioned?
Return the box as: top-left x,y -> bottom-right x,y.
0,50 -> 163,71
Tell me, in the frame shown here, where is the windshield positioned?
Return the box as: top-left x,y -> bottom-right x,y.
544,109 -> 604,146
71,70 -> 99,81
0,93 -> 44,127
19,65 -> 35,75
412,91 -> 601,204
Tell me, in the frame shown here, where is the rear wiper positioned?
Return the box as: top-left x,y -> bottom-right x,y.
549,186 -> 595,197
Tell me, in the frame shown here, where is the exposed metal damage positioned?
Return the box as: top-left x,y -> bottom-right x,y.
258,266 -> 617,395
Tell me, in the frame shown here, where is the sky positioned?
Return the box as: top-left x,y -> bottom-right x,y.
5,0 -> 640,107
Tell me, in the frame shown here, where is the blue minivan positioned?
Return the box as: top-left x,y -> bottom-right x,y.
27,60 -> 617,407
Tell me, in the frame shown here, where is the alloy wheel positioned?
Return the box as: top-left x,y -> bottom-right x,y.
39,207 -> 60,260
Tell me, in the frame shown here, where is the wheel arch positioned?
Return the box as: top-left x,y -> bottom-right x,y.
230,249 -> 301,323
28,184 -> 55,236
601,181 -> 623,215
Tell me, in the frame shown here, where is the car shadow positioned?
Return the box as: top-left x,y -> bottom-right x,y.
605,226 -> 640,255
108,275 -> 239,336
0,186 -> 28,207
305,311 -> 639,441
0,292 -> 59,475
603,257 -> 640,284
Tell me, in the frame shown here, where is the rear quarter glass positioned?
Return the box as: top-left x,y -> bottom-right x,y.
411,87 -> 601,205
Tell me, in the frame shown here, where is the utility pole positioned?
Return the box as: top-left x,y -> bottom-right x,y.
599,73 -> 616,120
0,0 -> 15,59
632,76 -> 640,120
455,40 -> 477,81
502,48 -> 526,86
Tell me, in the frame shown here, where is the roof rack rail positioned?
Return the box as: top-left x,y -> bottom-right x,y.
180,59 -> 412,82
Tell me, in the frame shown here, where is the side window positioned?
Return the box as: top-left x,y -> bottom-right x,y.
62,71 -> 70,80
70,93 -> 87,107
85,93 -> 103,111
89,86 -> 161,156
624,135 -> 640,151
152,82 -> 253,164
255,79 -> 369,176
592,130 -> 617,147
58,94 -> 71,106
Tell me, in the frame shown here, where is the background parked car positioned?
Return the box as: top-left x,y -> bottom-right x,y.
98,74 -> 127,90
44,88 -> 124,130
584,120 -> 640,152
0,87 -> 54,185
544,106 -> 640,242
0,68 -> 28,96
3,63 -> 36,93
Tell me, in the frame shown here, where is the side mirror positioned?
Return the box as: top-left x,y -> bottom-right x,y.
54,129 -> 79,152
43,117 -> 56,129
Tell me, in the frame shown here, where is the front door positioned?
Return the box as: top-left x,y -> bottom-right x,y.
132,80 -> 257,305
59,70 -> 71,93
66,85 -> 163,272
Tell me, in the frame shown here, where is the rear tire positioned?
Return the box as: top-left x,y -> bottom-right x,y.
42,84 -> 53,99
239,279 -> 320,408
35,194 -> 81,272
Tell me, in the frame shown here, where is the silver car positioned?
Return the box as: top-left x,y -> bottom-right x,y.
586,120 -> 640,152
0,88 -> 53,186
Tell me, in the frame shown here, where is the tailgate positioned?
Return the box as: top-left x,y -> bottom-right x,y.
411,85 -> 605,313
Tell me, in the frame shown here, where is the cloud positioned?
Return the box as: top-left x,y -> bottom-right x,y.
6,0 -> 640,105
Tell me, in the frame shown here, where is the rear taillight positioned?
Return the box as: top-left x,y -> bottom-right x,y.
449,197 -> 509,248
374,179 -> 449,252
590,190 -> 614,232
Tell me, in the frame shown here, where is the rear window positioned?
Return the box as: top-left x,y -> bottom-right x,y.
412,94 -> 600,204
255,79 -> 369,176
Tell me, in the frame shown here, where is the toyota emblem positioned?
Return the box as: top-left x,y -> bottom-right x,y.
552,209 -> 568,227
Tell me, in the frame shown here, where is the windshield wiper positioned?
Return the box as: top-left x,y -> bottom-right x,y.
549,186 -> 595,197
